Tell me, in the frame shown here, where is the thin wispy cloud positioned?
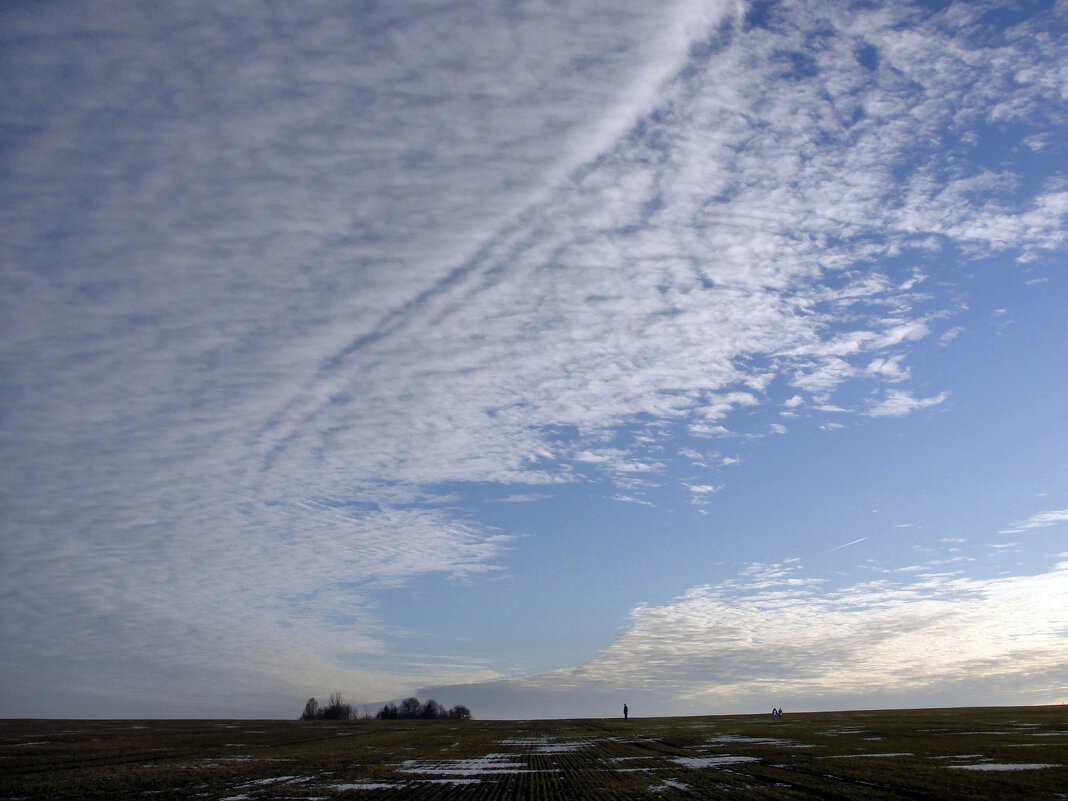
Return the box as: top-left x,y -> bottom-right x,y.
485,494 -> 553,505
825,537 -> 869,554
868,389 -> 949,417
1000,509 -> 1068,535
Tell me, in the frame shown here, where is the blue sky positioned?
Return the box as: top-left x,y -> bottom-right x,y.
1,0 -> 1066,719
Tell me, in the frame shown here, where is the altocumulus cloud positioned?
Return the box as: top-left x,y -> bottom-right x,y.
2,0 -> 1067,715
3,0 -> 747,716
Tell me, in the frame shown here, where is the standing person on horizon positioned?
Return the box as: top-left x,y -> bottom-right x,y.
623,703 -> 628,720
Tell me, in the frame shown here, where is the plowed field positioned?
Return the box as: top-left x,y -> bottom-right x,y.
2,706 -> 1065,799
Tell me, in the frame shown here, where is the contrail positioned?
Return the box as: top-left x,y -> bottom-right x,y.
824,536 -> 869,553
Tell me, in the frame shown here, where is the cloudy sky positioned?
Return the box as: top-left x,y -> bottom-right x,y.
2,0 -> 1066,719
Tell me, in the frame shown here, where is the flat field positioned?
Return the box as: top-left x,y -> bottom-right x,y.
2,707 -> 1065,799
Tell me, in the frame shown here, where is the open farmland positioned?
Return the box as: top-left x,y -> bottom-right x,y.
2,707 -> 1065,799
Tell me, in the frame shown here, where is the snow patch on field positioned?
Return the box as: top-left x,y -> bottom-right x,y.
948,763 -> 1059,771
397,754 -> 553,776
234,775 -> 308,787
673,755 -> 759,768
651,778 -> 690,792
498,737 -> 588,754
820,753 -> 913,759
535,741 -> 588,754
705,735 -> 789,745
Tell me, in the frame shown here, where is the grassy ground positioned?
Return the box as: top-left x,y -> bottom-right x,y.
1,706 -> 1065,799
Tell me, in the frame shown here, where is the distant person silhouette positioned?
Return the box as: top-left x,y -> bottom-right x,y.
623,704 -> 628,720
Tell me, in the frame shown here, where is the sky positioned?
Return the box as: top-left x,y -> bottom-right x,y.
1,0 -> 1066,720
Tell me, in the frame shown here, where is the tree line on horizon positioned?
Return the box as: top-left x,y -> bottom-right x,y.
300,693 -> 471,721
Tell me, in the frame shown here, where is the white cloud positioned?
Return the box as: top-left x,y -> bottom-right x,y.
485,494 -> 552,504
865,355 -> 910,381
690,423 -> 736,438
613,495 -> 656,508
684,483 -> 723,498
868,389 -> 949,417
791,358 -> 857,398
940,326 -> 964,345
430,561 -> 1068,717
1000,509 -> 1068,534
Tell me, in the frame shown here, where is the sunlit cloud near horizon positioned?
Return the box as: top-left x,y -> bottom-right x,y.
2,0 -> 1066,719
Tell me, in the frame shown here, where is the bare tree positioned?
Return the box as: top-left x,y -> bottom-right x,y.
306,694 -> 470,722
448,705 -> 471,720
399,697 -> 422,718
301,697 -> 320,720
420,699 -> 443,719
321,691 -> 353,720
376,702 -> 398,720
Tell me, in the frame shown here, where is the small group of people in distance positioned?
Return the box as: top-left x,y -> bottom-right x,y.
772,707 -> 784,719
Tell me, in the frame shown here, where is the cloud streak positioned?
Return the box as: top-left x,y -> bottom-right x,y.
1000,509 -> 1068,535
825,537 -> 869,554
